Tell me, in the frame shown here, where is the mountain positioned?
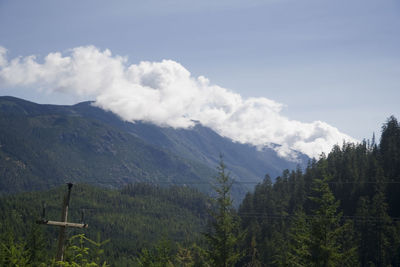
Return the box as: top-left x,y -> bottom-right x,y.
0,96 -> 308,198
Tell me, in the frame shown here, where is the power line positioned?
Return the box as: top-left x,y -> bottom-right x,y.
12,179 -> 400,190
32,201 -> 400,224
238,212 -> 400,221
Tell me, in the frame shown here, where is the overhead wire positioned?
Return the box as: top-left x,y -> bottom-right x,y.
4,177 -> 400,224
14,179 -> 400,189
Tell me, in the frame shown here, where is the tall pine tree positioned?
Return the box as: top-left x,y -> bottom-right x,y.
204,157 -> 243,267
289,176 -> 357,267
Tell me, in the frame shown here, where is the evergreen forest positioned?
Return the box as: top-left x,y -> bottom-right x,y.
1,116 -> 400,266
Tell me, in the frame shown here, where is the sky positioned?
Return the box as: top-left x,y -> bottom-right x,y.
0,0 -> 399,158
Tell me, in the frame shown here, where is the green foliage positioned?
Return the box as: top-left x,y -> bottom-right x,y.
0,184 -> 209,266
284,177 -> 358,267
306,177 -> 350,266
0,233 -> 109,266
133,241 -> 209,267
60,234 -> 109,267
380,116 -> 400,220
26,223 -> 47,265
244,235 -> 262,267
239,116 -> 400,266
0,224 -> 49,267
287,209 -> 310,267
0,235 -> 30,267
204,157 -> 243,266
136,239 -> 175,267
175,245 -> 195,267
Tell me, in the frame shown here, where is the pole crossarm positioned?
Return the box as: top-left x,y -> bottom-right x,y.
36,219 -> 88,228
36,183 -> 88,262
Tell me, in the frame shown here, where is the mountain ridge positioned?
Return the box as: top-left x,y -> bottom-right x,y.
70,99 -> 309,180
0,96 -> 309,199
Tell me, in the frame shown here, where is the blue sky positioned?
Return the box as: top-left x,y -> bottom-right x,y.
0,0 -> 399,145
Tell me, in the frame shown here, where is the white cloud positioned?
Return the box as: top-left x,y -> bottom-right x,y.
0,45 -> 357,159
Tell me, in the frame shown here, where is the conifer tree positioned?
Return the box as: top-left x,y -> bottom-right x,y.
355,196 -> 371,266
308,176 -> 344,266
287,209 -> 310,267
245,235 -> 262,267
204,157 -> 242,267
369,167 -> 396,266
26,223 -> 46,265
291,176 -> 358,267
380,116 -> 400,217
380,116 -> 400,181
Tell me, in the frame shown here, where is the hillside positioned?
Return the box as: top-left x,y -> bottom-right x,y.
0,96 -> 308,197
0,183 -> 209,265
72,101 -> 308,182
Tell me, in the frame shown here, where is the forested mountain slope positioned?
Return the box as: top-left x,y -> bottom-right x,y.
72,100 -> 308,184
0,96 -> 307,196
0,96 -> 215,194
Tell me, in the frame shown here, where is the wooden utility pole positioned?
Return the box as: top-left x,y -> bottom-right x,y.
37,183 -> 88,262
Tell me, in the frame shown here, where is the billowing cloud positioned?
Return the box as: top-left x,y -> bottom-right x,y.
0,46 -> 356,159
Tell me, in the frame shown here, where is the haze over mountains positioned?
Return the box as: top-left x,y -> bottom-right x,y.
0,96 -> 308,200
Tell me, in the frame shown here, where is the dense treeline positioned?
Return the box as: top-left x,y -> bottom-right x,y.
238,116 -> 400,266
0,183 -> 209,266
1,116 -> 400,266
